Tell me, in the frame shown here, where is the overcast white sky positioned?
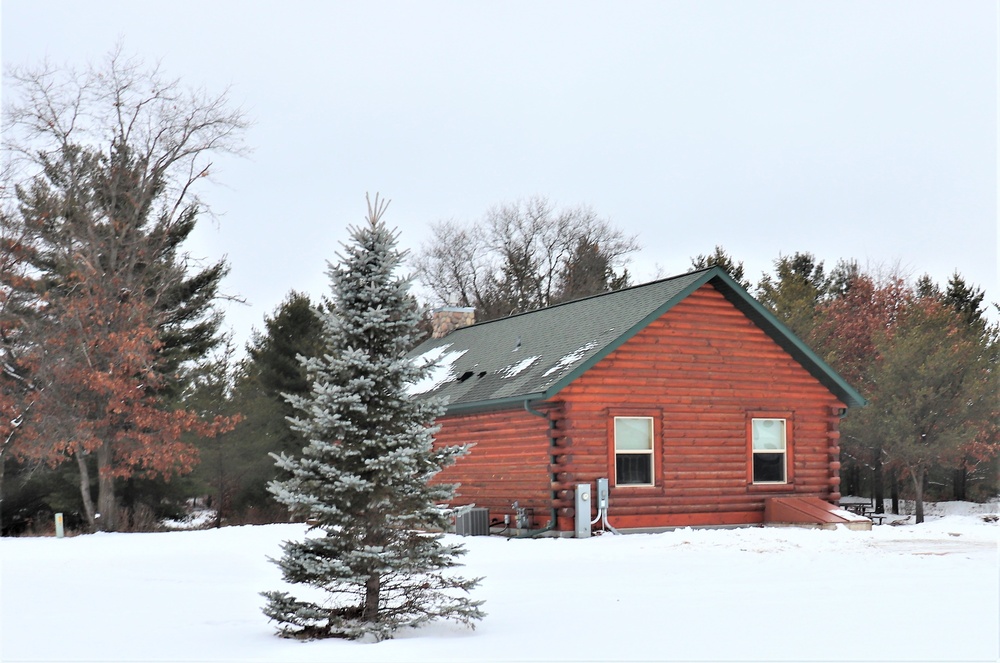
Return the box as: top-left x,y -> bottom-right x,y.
2,1 -> 996,351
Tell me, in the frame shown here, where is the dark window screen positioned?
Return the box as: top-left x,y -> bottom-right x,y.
753,452 -> 785,483
617,454 -> 652,485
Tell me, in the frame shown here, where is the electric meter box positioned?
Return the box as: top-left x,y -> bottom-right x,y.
596,477 -> 610,510
574,484 -> 592,538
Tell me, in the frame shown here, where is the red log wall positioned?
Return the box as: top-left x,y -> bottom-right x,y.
433,407 -> 554,527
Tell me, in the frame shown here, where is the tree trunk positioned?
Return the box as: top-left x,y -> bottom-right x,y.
841,458 -> 859,496
910,466 -> 925,524
953,467 -> 967,501
873,449 -> 885,514
362,573 -> 380,623
890,469 -> 900,515
215,437 -> 225,528
75,447 -> 97,530
95,440 -> 117,532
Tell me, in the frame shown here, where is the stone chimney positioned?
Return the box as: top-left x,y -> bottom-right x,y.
431,306 -> 476,338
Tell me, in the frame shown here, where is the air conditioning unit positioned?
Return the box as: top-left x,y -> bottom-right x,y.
455,507 -> 490,536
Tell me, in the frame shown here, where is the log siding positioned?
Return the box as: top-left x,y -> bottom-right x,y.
555,284 -> 845,529
433,406 -> 556,528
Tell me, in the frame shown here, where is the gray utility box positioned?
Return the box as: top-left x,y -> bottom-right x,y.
575,484 -> 592,538
455,507 -> 490,536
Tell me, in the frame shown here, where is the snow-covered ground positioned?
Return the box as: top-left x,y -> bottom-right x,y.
2,501 -> 997,662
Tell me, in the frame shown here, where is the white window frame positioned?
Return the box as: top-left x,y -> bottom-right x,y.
614,416 -> 655,487
751,417 -> 788,484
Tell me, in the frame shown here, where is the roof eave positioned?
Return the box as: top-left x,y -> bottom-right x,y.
441,391 -> 551,416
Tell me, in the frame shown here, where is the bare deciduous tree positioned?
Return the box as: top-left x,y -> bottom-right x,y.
4,44 -> 249,214
415,196 -> 638,321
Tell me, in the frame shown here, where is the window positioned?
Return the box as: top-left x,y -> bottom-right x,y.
614,417 -> 654,486
751,418 -> 787,484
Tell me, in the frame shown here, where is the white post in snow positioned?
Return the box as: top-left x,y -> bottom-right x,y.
55,513 -> 64,538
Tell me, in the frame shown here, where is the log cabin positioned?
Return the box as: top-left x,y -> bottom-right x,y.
407,266 -> 866,534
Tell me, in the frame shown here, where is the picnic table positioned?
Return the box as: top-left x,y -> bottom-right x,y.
839,498 -> 885,524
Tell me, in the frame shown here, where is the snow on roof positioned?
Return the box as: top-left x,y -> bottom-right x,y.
542,341 -> 599,377
499,355 -> 540,379
407,344 -> 469,395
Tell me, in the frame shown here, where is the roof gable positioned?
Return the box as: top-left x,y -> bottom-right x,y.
407,267 -> 865,412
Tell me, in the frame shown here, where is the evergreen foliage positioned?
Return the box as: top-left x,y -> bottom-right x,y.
247,291 -> 326,424
552,237 -> 631,304
943,272 -> 988,329
261,196 -> 484,640
187,294 -> 327,525
188,377 -> 296,524
845,297 -> 998,521
756,252 -> 828,339
184,341 -> 260,526
244,291 -> 327,498
803,267 -> 999,511
689,245 -> 750,289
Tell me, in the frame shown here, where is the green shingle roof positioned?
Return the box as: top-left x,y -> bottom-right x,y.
407,267 -> 866,413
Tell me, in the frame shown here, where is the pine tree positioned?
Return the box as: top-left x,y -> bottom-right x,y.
690,245 -> 750,289
261,195 -> 484,641
756,252 -> 829,339
188,293 -> 327,524
854,297 -> 998,522
247,291 -> 326,409
553,237 -> 631,304
943,272 -> 987,329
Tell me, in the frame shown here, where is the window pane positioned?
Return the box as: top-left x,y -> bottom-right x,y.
617,454 -> 652,485
753,452 -> 785,483
752,419 -> 785,451
615,417 -> 653,451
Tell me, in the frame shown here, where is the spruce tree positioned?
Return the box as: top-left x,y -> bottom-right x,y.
261,195 -> 484,641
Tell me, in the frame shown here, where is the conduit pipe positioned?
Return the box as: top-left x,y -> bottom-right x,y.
589,481 -> 620,535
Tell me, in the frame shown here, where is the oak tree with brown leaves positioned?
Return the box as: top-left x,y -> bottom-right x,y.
1,46 -> 246,531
